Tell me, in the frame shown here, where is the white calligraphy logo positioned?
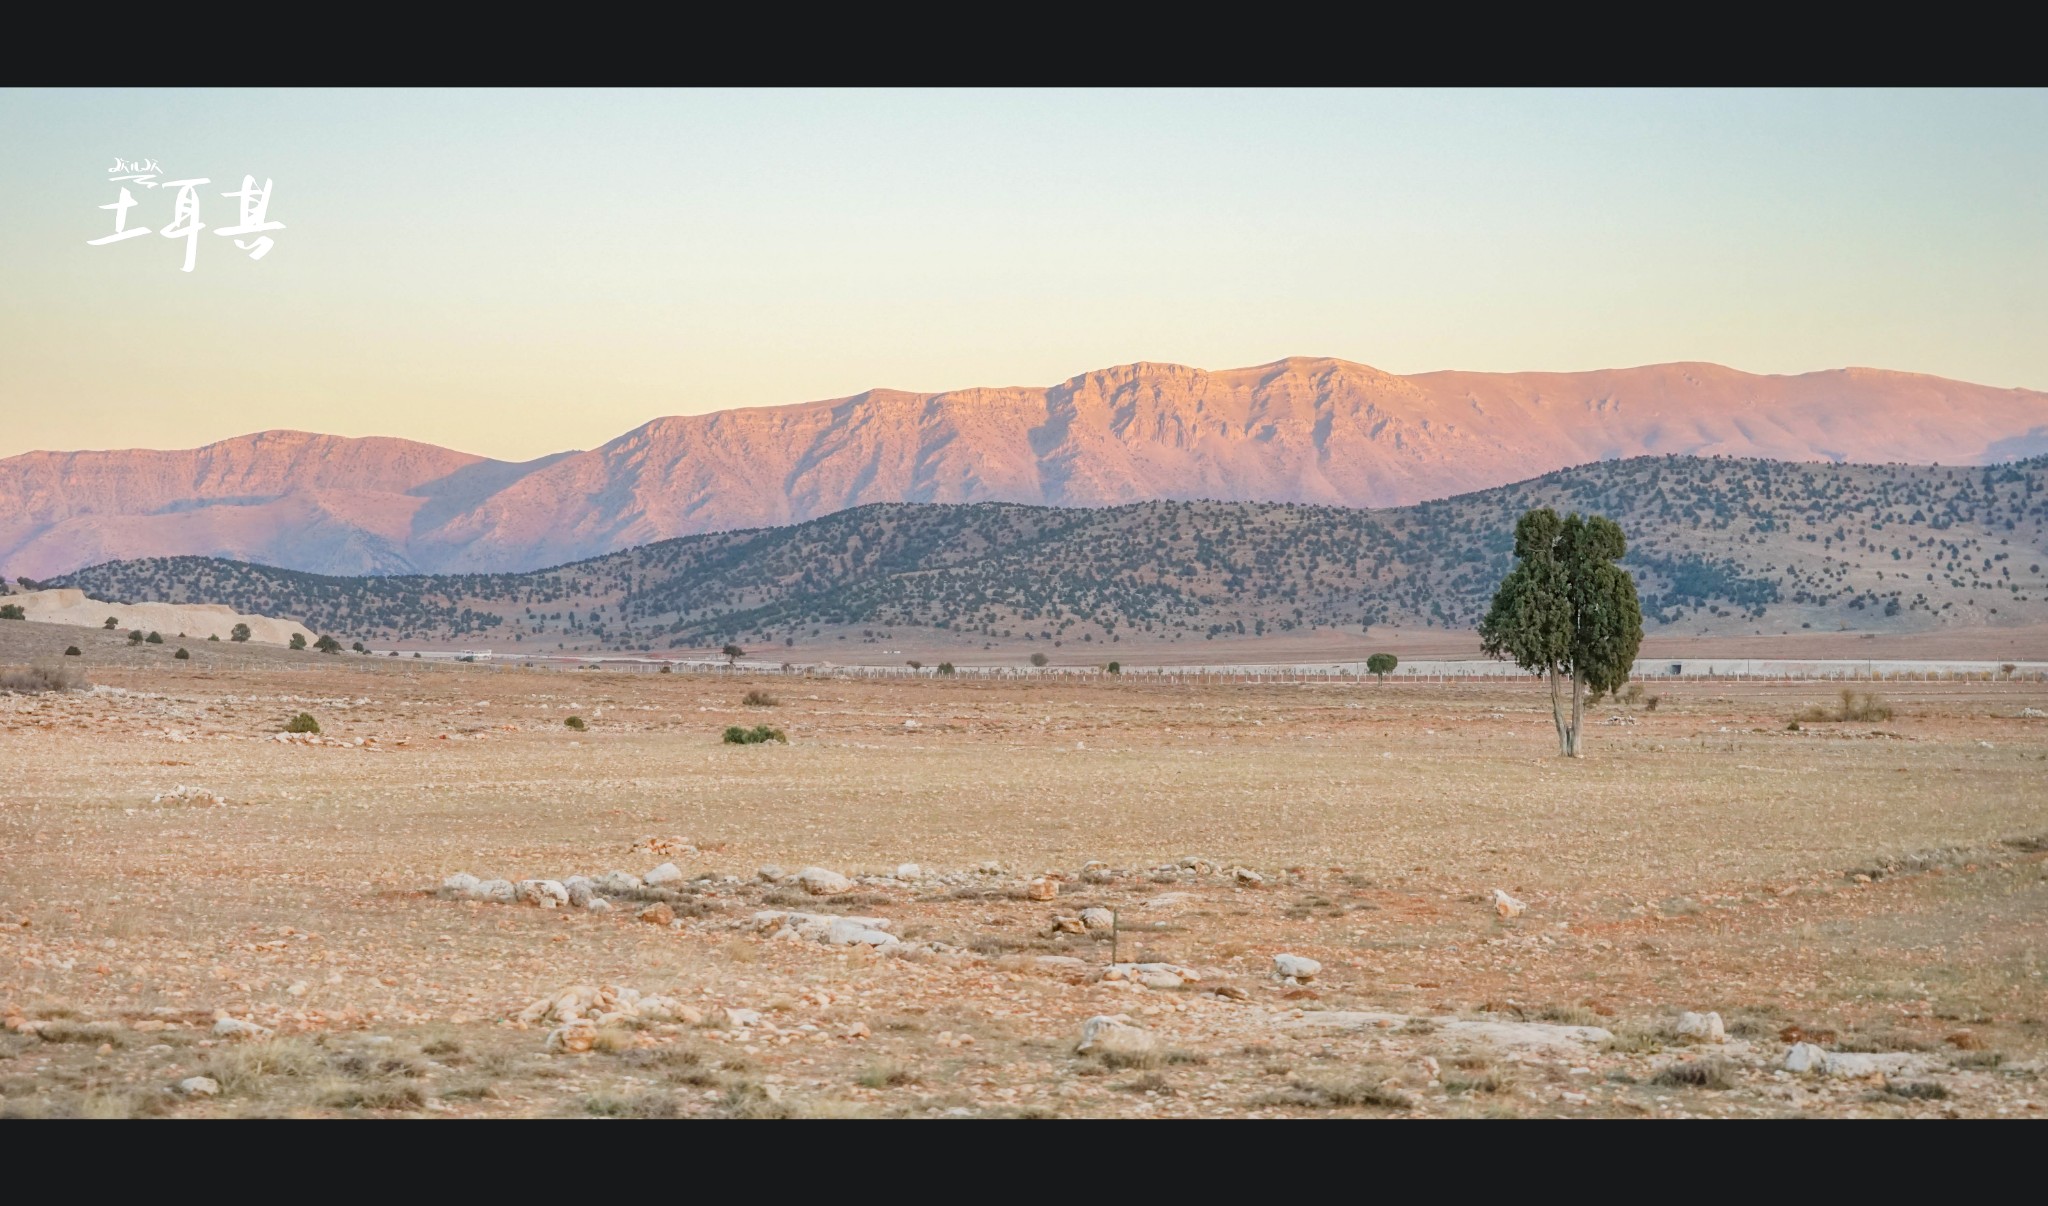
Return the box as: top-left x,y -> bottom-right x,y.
87,160 -> 285,272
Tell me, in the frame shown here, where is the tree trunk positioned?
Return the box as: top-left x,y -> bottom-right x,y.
1565,671 -> 1585,757
1548,668 -> 1569,755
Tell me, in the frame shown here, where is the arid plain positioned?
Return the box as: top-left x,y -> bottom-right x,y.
4,622 -> 2046,1118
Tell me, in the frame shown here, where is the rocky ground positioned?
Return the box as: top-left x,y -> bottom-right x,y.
2,631 -> 2045,1118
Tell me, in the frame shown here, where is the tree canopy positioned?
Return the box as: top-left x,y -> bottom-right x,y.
1479,509 -> 1643,757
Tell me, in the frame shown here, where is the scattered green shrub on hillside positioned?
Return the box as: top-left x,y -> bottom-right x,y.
231,623 -> 251,642
63,646 -> 81,657
564,716 -> 586,731
314,635 -> 342,654
145,631 -> 164,644
289,633 -> 307,650
937,662 -> 955,675
742,690 -> 778,707
283,712 -> 320,734
1030,652 -> 1049,668
0,604 -> 24,620
128,630 -> 144,644
174,648 -> 190,660
103,617 -> 119,629
208,634 -> 220,641
723,724 -> 786,745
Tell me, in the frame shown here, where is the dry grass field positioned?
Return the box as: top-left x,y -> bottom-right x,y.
3,620 -> 2046,1119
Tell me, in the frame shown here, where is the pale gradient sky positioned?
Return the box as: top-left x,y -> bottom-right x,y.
3,88 -> 2045,462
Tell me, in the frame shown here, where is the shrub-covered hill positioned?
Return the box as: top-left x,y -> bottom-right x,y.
49,454 -> 2048,650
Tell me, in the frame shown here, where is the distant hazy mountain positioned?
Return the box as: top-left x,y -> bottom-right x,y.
52,455 -> 2048,648
8,358 -> 2046,579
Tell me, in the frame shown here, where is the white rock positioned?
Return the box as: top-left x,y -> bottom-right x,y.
517,879 -> 568,908
212,1017 -> 272,1041
545,1020 -> 597,1053
564,878 -> 596,908
1273,954 -> 1322,981
583,898 -> 611,913
595,870 -> 643,893
440,872 -> 481,897
476,879 -> 516,904
1232,867 -> 1265,886
1080,907 -> 1115,930
895,863 -> 923,880
1077,1014 -> 1157,1057
1104,961 -> 1201,986
724,1007 -> 763,1028
176,1076 -> 220,1096
644,862 -> 684,886
1026,876 -> 1058,901
796,867 -> 854,896
1783,1042 -> 1827,1073
1676,1011 -> 1727,1043
757,865 -> 786,882
1492,889 -> 1527,919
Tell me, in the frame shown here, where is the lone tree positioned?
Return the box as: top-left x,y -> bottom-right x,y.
1030,652 -> 1049,668
1366,652 -> 1398,681
289,633 -> 307,650
722,643 -> 745,666
104,617 -> 119,629
230,623 -> 251,642
314,635 -> 342,654
1478,508 -> 1643,758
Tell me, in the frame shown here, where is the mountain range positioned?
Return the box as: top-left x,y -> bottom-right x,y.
7,357 -> 2047,580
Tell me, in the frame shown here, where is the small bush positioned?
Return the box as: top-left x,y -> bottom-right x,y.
63,646 -> 81,657
283,712 -> 320,734
1651,1057 -> 1734,1090
208,634 -> 219,641
1030,652 -> 1049,668
174,647 -> 190,660
1795,690 -> 1893,724
1882,1079 -> 1950,1101
1645,695 -> 1661,711
723,724 -> 787,745
103,617 -> 119,630
314,635 -> 342,654
563,716 -> 586,731
584,1089 -> 679,1118
230,623 -> 251,642
145,631 -> 163,644
1,663 -> 87,693
1268,1072 -> 1414,1110
128,630 -> 144,644
289,633 -> 307,650
742,690 -> 779,707
0,604 -> 23,620
937,662 -> 955,676
1106,661 -> 1121,675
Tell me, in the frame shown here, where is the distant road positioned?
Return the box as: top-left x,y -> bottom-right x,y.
385,649 -> 2046,682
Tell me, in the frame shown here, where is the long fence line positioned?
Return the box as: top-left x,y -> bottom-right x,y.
355,652 -> 2048,685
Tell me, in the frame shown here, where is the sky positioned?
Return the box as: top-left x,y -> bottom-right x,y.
3,88 -> 2045,463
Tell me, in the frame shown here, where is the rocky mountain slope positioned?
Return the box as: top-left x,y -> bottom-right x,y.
51,455 -> 2048,651
8,359 -> 2046,579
